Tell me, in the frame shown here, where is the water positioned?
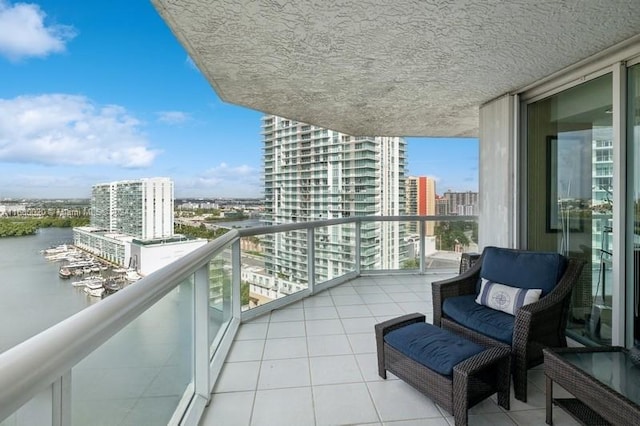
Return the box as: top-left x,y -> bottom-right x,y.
0,228 -> 90,353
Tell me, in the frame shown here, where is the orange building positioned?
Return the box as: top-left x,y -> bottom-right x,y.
406,176 -> 436,236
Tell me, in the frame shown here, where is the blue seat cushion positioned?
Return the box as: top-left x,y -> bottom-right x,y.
443,295 -> 515,344
479,247 -> 568,296
384,322 -> 484,376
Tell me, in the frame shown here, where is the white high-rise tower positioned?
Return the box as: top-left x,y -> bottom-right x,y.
90,177 -> 174,240
262,115 -> 406,291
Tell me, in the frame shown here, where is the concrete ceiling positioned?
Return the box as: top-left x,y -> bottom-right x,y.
152,0 -> 640,137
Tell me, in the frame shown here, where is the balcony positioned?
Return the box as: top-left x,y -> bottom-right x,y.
202,275 -> 576,426
0,216 -> 572,425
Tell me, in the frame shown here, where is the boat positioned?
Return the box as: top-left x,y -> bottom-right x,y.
42,244 -> 68,255
72,276 -> 106,288
126,270 -> 142,281
103,280 -> 122,295
58,268 -> 72,279
84,287 -> 104,297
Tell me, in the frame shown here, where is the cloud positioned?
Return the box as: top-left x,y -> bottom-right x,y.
0,0 -> 76,61
0,94 -> 160,168
177,163 -> 262,198
156,110 -> 191,125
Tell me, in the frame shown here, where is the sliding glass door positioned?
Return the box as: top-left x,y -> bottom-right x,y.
526,74 -> 613,345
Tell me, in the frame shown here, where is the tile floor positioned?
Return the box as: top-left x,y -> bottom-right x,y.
200,274 -> 581,426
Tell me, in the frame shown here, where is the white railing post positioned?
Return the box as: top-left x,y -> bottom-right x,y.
181,263 -> 210,424
232,240 -> 242,319
419,220 -> 426,274
52,371 -> 71,426
307,228 -> 315,293
355,221 -> 361,275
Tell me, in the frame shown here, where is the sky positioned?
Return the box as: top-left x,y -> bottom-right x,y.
0,0 -> 478,199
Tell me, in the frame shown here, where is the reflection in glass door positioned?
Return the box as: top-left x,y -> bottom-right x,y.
629,64 -> 640,345
526,73 -> 613,345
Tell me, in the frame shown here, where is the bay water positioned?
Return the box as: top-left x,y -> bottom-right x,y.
0,227 -> 90,353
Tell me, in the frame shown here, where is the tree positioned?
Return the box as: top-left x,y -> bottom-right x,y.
241,281 -> 250,306
434,221 -> 473,251
401,258 -> 420,269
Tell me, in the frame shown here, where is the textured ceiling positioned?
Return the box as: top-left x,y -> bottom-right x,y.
152,0 -> 640,137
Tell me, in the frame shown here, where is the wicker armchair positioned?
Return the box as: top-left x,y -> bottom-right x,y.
433,247 -> 586,402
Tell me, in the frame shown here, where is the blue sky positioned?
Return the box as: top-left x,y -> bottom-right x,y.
0,0 -> 478,199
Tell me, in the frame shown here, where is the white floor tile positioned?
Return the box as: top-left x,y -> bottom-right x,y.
269,308 -> 304,323
304,306 -> 339,320
303,296 -> 334,307
309,354 -> 363,385
336,304 -> 374,318
367,380 -> 442,422
213,361 -> 261,393
332,294 -> 366,306
313,383 -> 380,425
362,293 -> 395,304
305,318 -> 345,336
341,316 -> 379,334
307,334 -> 353,357
367,303 -> 405,317
235,322 -> 268,340
251,387 -> 314,426
508,407 -> 580,426
201,391 -> 254,426
266,321 -> 305,339
262,337 -> 307,360
257,358 -> 310,390
388,292 -> 420,302
347,332 -> 377,354
227,339 -> 265,362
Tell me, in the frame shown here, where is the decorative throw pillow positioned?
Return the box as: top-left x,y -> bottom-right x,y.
475,278 -> 542,315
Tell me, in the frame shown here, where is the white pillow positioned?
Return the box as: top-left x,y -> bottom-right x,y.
475,278 -> 542,316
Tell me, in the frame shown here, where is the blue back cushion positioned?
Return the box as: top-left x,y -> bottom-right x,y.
384,322 -> 484,376
443,295 -> 515,344
479,247 -> 568,296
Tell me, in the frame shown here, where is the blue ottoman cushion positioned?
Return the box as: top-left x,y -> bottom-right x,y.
443,295 -> 515,344
384,322 -> 484,376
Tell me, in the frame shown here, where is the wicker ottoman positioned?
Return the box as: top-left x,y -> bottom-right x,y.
375,313 -> 511,426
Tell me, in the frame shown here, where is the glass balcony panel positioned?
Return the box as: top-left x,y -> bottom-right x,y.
71,276 -> 194,425
359,220 -> 410,272
314,224 -> 356,283
243,231 -> 308,311
209,247 -> 233,345
425,218 -> 479,272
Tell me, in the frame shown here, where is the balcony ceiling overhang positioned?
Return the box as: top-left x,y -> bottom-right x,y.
152,0 -> 640,137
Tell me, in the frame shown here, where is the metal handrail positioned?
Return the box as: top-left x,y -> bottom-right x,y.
0,214 -> 477,421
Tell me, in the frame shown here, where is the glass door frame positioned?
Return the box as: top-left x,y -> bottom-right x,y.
518,56 -> 636,346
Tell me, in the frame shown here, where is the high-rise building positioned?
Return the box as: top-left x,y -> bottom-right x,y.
406,176 -> 436,236
90,177 -> 174,240
262,115 -> 406,291
443,190 -> 479,216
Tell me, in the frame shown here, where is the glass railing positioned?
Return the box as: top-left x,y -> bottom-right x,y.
0,215 -> 476,425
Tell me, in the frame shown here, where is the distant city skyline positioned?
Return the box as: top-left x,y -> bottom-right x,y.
0,0 -> 478,199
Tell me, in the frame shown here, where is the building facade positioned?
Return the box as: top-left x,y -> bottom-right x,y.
262,115 -> 407,290
91,178 -> 174,240
406,176 -> 436,236
442,190 -> 479,216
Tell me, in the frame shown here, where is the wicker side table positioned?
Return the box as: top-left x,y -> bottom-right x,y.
375,314 -> 510,426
